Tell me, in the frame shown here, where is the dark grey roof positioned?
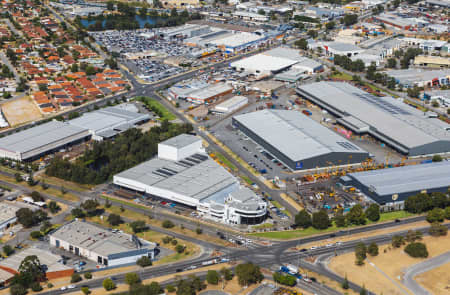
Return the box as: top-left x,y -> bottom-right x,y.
346,161 -> 450,196
233,109 -> 368,162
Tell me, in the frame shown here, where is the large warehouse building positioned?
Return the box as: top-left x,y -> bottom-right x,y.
68,106 -> 150,141
114,134 -> 267,224
0,120 -> 90,161
340,161 -> 450,205
50,220 -> 157,267
232,109 -> 369,170
297,82 -> 450,156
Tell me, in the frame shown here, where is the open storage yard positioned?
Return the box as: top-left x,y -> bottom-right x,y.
2,96 -> 42,126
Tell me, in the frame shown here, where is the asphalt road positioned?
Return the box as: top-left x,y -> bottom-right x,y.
402,251 -> 450,295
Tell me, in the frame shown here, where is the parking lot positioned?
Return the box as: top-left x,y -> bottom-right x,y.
124,58 -> 186,83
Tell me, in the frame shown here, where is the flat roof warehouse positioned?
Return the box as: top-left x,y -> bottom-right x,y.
341,161 -> 450,204
297,82 -> 450,156
232,109 -> 369,170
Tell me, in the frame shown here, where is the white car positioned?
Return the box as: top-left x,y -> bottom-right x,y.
309,246 -> 318,250
67,285 -> 76,289
60,286 -> 67,291
326,243 -> 334,248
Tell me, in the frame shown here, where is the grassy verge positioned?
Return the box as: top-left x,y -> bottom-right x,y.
86,215 -> 200,265
240,175 -> 253,185
330,72 -> 353,80
34,175 -> 93,192
135,96 -> 176,121
250,211 -> 416,240
271,200 -> 291,217
0,174 -> 79,202
252,223 -> 275,230
214,153 -> 237,172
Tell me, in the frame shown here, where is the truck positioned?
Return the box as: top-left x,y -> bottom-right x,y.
201,259 -> 217,266
280,265 -> 302,279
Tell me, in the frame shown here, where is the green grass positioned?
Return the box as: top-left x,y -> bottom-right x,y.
101,195 -> 150,211
240,175 -> 253,185
271,200 -> 291,217
252,223 -> 275,230
215,153 -> 237,172
250,211 -> 416,240
330,72 -> 353,81
136,96 -> 176,121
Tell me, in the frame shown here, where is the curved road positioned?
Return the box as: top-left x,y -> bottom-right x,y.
403,251 -> 450,295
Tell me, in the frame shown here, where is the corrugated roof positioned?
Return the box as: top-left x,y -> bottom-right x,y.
233,109 -> 368,162
347,161 -> 450,196
0,121 -> 88,155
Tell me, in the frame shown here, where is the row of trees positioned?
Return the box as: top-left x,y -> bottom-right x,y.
46,123 -> 193,184
333,55 -> 365,72
404,192 -> 449,214
113,263 -> 256,295
294,204 -> 381,230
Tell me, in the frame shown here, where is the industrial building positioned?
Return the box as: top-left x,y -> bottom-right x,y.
50,220 -> 157,267
213,96 -> 248,113
0,202 -> 22,232
297,82 -> 450,156
232,109 -> 369,170
168,81 -> 233,104
385,69 -> 450,88
68,105 -> 150,141
374,13 -> 419,30
340,161 -> 450,205
0,120 -> 90,161
231,47 -> 322,79
414,56 -> 450,68
0,247 -> 74,282
114,134 -> 267,224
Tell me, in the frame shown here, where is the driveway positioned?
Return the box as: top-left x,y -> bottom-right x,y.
402,251 -> 450,295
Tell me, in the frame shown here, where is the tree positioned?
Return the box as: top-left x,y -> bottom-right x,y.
107,214 -> 122,226
432,154 -> 443,162
106,1 -> 114,10
136,256 -> 152,267
426,208 -> 445,223
295,210 -> 311,228
30,282 -> 42,292
325,21 -> 335,30
368,242 -> 379,256
220,267 -> 233,281
130,220 -> 146,233
30,231 -> 43,240
196,227 -> 202,235
347,204 -> 366,225
407,86 -> 421,98
80,199 -> 99,216
392,235 -> 405,248
16,208 -> 36,228
84,272 -> 92,279
334,211 -> 347,227
10,284 -> 27,295
3,245 -> 14,256
405,230 -> 422,243
445,206 -> 450,220
175,244 -> 185,254
365,204 -> 380,222
103,278 -> 116,291
429,222 -> 448,237
386,58 -> 397,68
312,210 -> 330,230
235,263 -> 263,286
31,191 -> 43,202
16,255 -> 45,288
307,30 -> 318,38
355,242 -> 367,265
360,285 -> 368,295
405,193 -> 432,213
81,287 -> 90,295
343,14 -> 358,26
162,220 -> 174,228
125,272 -> 140,286
273,272 -> 296,286
48,201 -> 60,214
342,275 -> 349,289
404,242 -> 428,258
295,38 -> 308,50
71,208 -> 85,218
71,273 -> 82,283
206,270 -> 219,285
